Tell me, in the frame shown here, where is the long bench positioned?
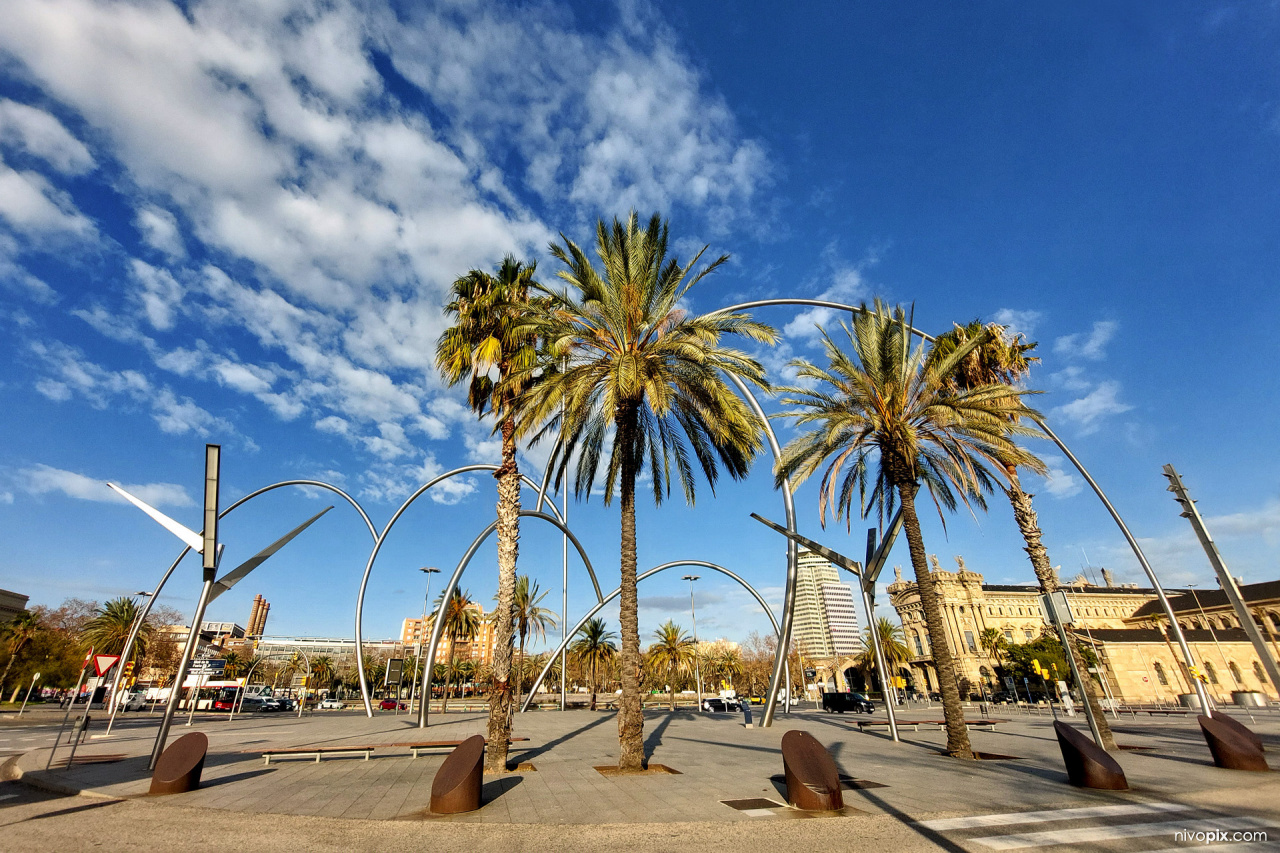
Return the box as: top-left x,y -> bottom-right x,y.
915,719 -> 1000,732
258,745 -> 377,765
856,720 -> 919,732
387,737 -> 530,758
1146,709 -> 1189,716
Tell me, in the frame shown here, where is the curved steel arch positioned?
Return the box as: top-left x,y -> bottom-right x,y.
521,560 -> 792,712
417,509 -> 602,727
353,465 -> 576,717
104,479 -> 374,735
716,296 -> 1210,714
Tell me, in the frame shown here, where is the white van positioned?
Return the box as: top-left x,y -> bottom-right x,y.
117,691 -> 146,711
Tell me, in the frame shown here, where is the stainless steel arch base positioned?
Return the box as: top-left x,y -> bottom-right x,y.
521,560 -> 792,712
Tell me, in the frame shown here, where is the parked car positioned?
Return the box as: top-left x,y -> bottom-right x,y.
319,698 -> 345,710
821,691 -> 875,714
700,697 -> 740,712
379,699 -> 407,710
116,691 -> 146,712
275,697 -> 296,711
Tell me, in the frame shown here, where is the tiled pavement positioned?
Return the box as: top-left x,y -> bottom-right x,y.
11,704 -> 1280,829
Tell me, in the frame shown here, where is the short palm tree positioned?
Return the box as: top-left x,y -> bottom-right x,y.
856,618 -> 911,694
511,575 -> 557,705
512,212 -> 776,770
432,589 -> 480,713
310,655 -> 335,692
774,301 -> 1041,759
437,255 -> 543,771
929,320 -> 1116,749
79,597 -> 150,660
0,611 -> 42,695
223,651 -> 245,680
708,647 -> 744,691
570,618 -> 618,710
648,620 -> 697,711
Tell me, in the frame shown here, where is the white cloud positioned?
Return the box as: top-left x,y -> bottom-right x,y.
19,463 -> 193,507
0,161 -> 93,234
0,98 -> 94,174
991,308 -> 1044,343
135,205 -> 184,258
1051,380 -> 1133,434
1028,455 -> 1083,499
1053,320 -> 1118,361
782,242 -> 875,344
0,491 -> 13,504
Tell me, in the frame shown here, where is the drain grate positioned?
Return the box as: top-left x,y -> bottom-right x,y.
723,798 -> 786,811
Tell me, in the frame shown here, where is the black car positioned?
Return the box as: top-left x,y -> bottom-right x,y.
700,697 -> 741,712
821,691 -> 875,714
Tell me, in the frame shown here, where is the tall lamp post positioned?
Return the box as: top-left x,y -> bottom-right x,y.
104,591 -> 152,736
412,567 -> 440,717
1187,583 -> 1233,698
683,575 -> 703,711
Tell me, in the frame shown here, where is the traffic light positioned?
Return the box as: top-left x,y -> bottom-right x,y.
1031,659 -> 1043,676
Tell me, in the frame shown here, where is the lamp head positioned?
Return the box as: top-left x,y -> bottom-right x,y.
682,575 -> 699,582
421,566 -> 440,574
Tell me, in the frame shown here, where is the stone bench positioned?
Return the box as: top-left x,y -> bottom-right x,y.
780,729 -> 843,812
916,719 -> 999,732
1053,721 -> 1128,790
150,732 -> 208,795
431,734 -> 485,814
1198,715 -> 1270,773
1146,709 -> 1188,716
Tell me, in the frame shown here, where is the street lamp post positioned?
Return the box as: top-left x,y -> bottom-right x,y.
408,567 -> 439,715
683,575 -> 703,711
104,590 -> 153,736
1187,583 -> 1233,699
413,567 -> 440,721
18,672 -> 40,716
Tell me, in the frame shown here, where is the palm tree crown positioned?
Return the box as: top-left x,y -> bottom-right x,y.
570,617 -> 618,711
774,301 -> 1041,759
512,211 -> 776,771
79,598 -> 150,660
648,620 -> 696,711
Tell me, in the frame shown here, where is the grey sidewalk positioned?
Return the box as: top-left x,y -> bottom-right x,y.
10,704 -> 1280,828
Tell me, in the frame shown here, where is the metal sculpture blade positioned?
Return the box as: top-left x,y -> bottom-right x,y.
107,482 -> 204,553
209,506 -> 333,602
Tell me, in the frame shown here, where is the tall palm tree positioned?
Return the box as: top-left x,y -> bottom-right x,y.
511,575 -> 557,705
929,320 -> 1117,749
512,212 -> 776,770
310,655 -> 335,692
437,255 -> 542,772
774,301 -> 1041,759
570,617 -> 618,710
648,620 -> 697,711
432,589 -> 480,714
0,611 -> 42,695
856,618 -> 911,694
79,597 -> 151,660
222,651 -> 245,680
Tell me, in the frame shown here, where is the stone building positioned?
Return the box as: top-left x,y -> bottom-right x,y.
886,555 -> 1279,704
400,600 -> 497,667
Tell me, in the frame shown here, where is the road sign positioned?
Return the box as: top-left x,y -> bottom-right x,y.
94,654 -> 121,676
81,648 -> 95,671
189,658 -> 226,674
386,658 -> 404,686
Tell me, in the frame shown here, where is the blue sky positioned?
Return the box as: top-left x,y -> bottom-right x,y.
2,1 -> 1278,654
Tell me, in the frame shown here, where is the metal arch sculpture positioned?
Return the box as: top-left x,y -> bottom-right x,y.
520,559 -> 792,712
416,509 -> 604,727
716,296 -> 1212,715
104,480 -> 375,735
352,465 -> 579,717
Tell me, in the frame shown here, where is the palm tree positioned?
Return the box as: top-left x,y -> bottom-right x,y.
774,301 -> 1041,759
223,651 -> 245,679
570,618 -> 618,710
856,618 -> 911,694
512,212 -> 776,770
79,597 -> 151,661
978,627 -> 1007,670
310,655 -> 335,692
437,255 -> 543,772
707,647 -> 744,692
511,575 -> 557,705
432,589 -> 480,714
648,621 -> 697,711
929,320 -> 1117,749
0,611 -> 42,696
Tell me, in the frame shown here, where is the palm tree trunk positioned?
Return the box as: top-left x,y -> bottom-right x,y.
590,658 -> 597,711
669,665 -> 676,712
1006,476 -> 1117,750
898,482 -> 974,759
486,413 -> 521,773
616,403 -> 645,771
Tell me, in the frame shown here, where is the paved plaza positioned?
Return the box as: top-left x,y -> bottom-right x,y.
3,703 -> 1280,851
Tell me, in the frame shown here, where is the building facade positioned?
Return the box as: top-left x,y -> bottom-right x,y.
0,588 -> 29,623
886,555 -> 1279,703
793,548 -> 861,663
400,601 -> 498,667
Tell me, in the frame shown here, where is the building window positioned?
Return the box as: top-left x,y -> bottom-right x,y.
913,632 -> 924,656
998,608 -> 1004,616
1255,661 -> 1267,683
964,631 -> 976,653
1204,662 -> 1218,684
1229,662 -> 1242,684
1154,662 -> 1168,686
1023,629 -> 1033,641
1270,612 -> 1280,632
1003,629 -> 1013,642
